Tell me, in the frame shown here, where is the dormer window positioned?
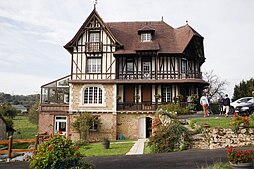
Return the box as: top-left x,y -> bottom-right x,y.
141,33 -> 152,42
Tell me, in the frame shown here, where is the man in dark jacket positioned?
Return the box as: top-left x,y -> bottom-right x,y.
223,94 -> 230,117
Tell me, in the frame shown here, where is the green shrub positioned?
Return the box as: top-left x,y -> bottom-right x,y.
148,122 -> 191,153
210,103 -> 220,114
157,103 -> 189,116
30,134 -> 95,169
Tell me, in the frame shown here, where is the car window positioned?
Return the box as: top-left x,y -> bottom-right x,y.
247,98 -> 254,103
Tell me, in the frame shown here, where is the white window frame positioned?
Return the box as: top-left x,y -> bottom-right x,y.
141,33 -> 152,42
162,86 -> 172,102
87,58 -> 101,73
54,116 -> 67,135
81,85 -> 105,107
89,32 -> 100,42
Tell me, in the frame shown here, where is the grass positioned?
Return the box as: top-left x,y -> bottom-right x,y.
11,115 -> 38,149
12,115 -> 38,139
190,117 -> 254,129
79,141 -> 134,156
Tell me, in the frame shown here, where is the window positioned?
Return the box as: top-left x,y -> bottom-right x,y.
84,87 -> 103,104
87,58 -> 101,73
89,32 -> 100,42
181,59 -> 187,73
90,116 -> 99,131
162,86 -> 171,102
141,33 -> 152,42
54,116 -> 67,134
126,62 -> 134,72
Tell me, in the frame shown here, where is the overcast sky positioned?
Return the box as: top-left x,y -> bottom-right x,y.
0,0 -> 253,98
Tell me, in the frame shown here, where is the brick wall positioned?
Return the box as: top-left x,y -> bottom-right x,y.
38,105 -> 69,136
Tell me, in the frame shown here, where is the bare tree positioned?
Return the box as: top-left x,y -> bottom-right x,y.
203,70 -> 228,97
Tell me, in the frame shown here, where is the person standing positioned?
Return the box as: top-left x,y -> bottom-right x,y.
218,95 -> 224,115
223,94 -> 230,117
200,93 -> 209,117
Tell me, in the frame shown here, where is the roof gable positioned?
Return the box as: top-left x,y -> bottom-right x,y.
174,24 -> 203,53
64,9 -> 120,53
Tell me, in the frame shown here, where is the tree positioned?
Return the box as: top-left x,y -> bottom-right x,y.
202,70 -> 228,97
0,103 -> 19,118
28,101 -> 39,125
72,112 -> 98,142
0,103 -> 19,127
232,78 -> 254,100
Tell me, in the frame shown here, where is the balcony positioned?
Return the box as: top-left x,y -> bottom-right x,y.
117,102 -> 191,111
85,42 -> 103,53
117,71 -> 202,80
117,102 -> 158,111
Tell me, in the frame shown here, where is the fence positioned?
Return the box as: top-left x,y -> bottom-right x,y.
0,132 -> 50,161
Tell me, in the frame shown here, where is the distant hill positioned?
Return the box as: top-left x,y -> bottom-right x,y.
0,92 -> 40,109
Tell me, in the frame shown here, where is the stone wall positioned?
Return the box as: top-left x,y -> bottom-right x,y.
70,84 -> 115,111
191,128 -> 254,149
117,113 -> 155,140
69,113 -> 117,142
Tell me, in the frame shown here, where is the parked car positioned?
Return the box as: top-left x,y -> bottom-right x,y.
229,97 -> 253,113
234,98 -> 254,116
230,97 -> 253,109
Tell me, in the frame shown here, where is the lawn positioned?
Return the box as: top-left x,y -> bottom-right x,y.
79,141 -> 134,156
12,115 -> 38,139
190,116 -> 254,129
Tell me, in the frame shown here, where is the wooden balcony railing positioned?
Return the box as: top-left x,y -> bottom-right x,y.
117,102 -> 158,111
117,102 -> 192,111
117,71 -> 202,80
85,42 -> 103,53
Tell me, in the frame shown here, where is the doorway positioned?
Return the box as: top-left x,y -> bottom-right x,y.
138,117 -> 152,138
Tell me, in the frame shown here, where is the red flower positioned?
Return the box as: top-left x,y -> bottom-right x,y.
236,153 -> 240,157
247,150 -> 253,153
58,131 -> 63,134
227,149 -> 231,153
49,145 -> 53,151
75,146 -> 79,150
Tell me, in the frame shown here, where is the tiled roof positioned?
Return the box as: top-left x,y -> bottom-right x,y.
106,21 -> 203,54
65,9 -> 204,55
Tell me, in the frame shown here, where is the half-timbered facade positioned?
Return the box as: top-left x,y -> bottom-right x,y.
39,8 -> 208,141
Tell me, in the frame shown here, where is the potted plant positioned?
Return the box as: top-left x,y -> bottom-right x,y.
154,94 -> 161,100
227,146 -> 254,169
102,138 -> 110,149
116,95 -> 121,100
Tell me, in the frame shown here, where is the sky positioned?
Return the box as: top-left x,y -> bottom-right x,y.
0,0 -> 253,98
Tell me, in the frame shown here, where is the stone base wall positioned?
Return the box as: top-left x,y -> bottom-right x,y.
117,113 -> 155,140
69,113 -> 117,142
192,128 -> 254,149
